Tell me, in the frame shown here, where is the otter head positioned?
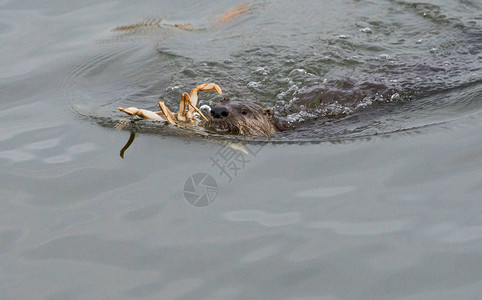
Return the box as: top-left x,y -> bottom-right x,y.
202,98 -> 277,137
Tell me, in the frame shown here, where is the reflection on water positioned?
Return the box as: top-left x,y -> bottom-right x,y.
223,210 -> 301,227
64,0 -> 481,140
1,0 -> 482,298
119,131 -> 136,159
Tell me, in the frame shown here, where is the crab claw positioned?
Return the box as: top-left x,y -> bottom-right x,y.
187,83 -> 222,119
191,83 -> 223,97
212,84 -> 223,95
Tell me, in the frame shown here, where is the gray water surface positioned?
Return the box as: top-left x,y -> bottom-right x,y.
1,0 -> 481,299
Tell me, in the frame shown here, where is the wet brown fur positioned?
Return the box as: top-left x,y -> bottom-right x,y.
202,98 -> 278,137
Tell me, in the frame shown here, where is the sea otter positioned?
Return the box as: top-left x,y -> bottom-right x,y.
119,98 -> 284,137
201,97 -> 282,137
118,83 -> 287,137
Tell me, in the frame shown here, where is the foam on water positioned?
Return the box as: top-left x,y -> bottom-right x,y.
57,0 -> 480,141
1,0 -> 481,298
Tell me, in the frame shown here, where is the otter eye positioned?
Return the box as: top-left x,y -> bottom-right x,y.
241,108 -> 248,115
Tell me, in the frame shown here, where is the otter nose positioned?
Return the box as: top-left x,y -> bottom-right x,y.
210,106 -> 229,119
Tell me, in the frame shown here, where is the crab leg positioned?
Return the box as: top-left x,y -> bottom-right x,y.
187,83 -> 222,118
177,93 -> 189,122
118,107 -> 166,121
178,92 -> 209,122
158,101 -> 177,125
190,103 -> 209,122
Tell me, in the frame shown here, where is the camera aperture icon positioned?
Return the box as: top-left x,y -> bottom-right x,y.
183,173 -> 218,207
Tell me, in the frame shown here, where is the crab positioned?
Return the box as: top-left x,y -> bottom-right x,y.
118,83 -> 222,128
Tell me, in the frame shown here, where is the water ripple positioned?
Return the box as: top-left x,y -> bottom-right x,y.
309,220 -> 410,236
223,210 -> 300,227
294,186 -> 355,198
425,222 -> 482,243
